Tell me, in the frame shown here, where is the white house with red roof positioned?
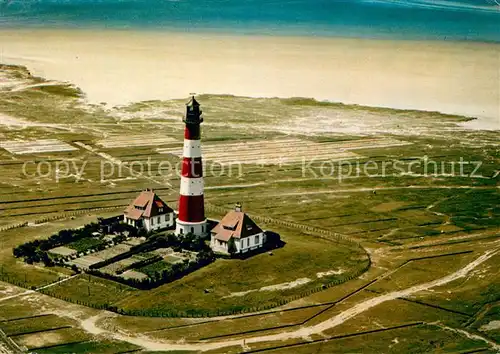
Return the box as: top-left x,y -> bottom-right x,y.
123,189 -> 174,232
210,203 -> 266,254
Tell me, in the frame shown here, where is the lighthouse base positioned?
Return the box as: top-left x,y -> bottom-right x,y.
175,219 -> 208,238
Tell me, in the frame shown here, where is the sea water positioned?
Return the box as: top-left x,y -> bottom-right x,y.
0,0 -> 499,42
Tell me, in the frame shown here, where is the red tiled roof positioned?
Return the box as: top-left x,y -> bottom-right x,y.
124,190 -> 173,220
211,210 -> 263,242
126,208 -> 143,221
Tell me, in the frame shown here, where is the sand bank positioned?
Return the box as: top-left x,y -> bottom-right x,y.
0,29 -> 498,127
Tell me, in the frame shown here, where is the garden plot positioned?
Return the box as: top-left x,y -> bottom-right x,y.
157,137 -> 409,165
123,237 -> 146,247
151,247 -> 176,258
48,246 -> 77,257
67,254 -> 104,269
99,253 -> 154,275
164,254 -> 184,263
0,139 -> 78,155
94,243 -> 132,259
67,243 -> 132,269
152,248 -> 196,263
121,270 -> 148,280
100,258 -> 137,274
97,135 -> 178,148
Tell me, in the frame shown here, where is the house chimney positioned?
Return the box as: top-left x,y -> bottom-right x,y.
235,202 -> 242,212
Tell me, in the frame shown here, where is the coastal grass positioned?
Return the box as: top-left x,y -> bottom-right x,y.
0,291 -> 54,320
13,327 -> 91,351
368,251 -> 478,293
239,324 -> 487,354
32,340 -> 141,354
145,305 -> 325,341
39,274 -> 137,309
474,303 -> 500,343
414,253 -> 500,316
323,298 -> 468,337
0,314 -> 74,337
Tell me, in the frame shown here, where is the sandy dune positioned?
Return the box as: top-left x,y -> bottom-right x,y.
0,29 -> 498,130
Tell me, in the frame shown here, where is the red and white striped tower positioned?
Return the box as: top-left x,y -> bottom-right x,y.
175,96 -> 207,237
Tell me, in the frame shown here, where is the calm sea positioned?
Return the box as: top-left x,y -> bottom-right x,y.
0,0 -> 499,42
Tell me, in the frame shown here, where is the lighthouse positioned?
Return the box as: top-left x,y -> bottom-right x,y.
175,96 -> 207,237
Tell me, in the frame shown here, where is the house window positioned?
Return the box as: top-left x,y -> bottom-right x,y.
191,227 -> 194,234
247,238 -> 250,247
255,235 -> 259,244
159,208 -> 163,213
180,228 -> 184,235
151,218 -> 155,225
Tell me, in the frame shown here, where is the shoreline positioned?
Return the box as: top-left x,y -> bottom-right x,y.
0,28 -> 498,128
4,26 -> 500,46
